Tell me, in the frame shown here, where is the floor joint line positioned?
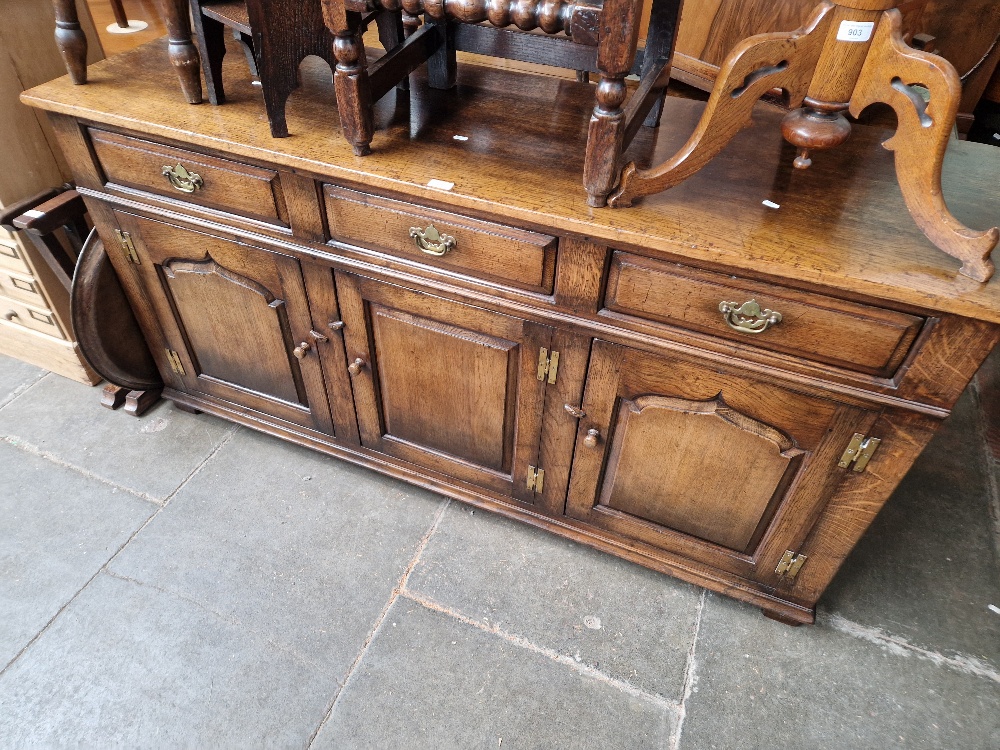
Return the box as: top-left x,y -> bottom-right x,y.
400,588 -> 679,711
668,589 -> 706,750
305,497 -> 451,748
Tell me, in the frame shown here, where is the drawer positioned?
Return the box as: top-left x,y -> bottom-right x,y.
89,129 -> 289,226
604,252 -> 924,377
1,297 -> 64,339
0,239 -> 31,274
0,268 -> 47,307
324,186 -> 558,294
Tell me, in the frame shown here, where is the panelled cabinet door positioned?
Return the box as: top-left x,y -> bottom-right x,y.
335,271 -> 552,503
112,213 -> 339,436
566,340 -> 879,586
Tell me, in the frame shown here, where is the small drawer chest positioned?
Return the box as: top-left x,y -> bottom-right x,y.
23,41 -> 1000,624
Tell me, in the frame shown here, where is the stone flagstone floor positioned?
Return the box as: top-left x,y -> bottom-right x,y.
1,352 -> 998,749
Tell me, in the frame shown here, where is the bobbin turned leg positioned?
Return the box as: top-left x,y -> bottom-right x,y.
334,28 -> 375,155
583,0 -> 642,207
152,0 -> 203,103
52,0 -> 88,84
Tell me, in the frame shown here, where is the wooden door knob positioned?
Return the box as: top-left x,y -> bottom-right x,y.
293,342 -> 311,359
348,357 -> 366,375
583,428 -> 600,448
3,310 -> 17,321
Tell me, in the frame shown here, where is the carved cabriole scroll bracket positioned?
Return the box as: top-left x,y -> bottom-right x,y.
608,2 -> 836,208
848,9 -> 999,282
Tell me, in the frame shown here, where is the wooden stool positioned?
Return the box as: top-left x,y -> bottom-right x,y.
320,0 -> 685,207
608,0 -> 1000,283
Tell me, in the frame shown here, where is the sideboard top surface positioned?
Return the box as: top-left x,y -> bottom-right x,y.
21,38 -> 1000,323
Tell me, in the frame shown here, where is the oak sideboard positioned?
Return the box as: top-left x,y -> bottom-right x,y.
23,40 -> 1000,625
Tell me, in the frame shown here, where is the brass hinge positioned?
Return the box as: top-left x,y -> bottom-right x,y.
165,348 -> 185,376
527,465 -> 545,493
536,348 -> 559,384
838,433 -> 881,473
775,550 -> 808,581
115,230 -> 140,264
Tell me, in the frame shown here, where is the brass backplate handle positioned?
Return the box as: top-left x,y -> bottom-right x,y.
719,299 -> 782,334
409,225 -> 456,256
162,163 -> 204,193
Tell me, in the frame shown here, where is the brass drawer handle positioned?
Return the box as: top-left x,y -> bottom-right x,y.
409,225 -> 456,257
719,299 -> 782,334
162,163 -> 204,193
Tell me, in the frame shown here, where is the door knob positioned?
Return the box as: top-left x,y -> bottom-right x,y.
348,357 -> 366,375
3,310 -> 17,321
293,342 -> 311,359
583,428 -> 600,448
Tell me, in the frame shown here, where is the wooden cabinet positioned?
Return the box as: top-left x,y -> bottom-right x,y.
26,52 -> 1000,625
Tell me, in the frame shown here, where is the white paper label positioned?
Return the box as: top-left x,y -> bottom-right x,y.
837,20 -> 874,42
426,179 -> 455,191
762,200 -> 780,209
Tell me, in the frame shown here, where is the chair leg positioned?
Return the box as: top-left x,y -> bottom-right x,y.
191,2 -> 227,105
583,77 -> 628,207
427,19 -> 456,90
375,10 -> 409,91
639,0 -> 684,129
334,29 -> 375,155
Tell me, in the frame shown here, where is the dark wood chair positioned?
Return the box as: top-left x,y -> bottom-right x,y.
321,0 -> 685,206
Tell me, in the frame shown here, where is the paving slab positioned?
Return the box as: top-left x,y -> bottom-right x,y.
821,390 -> 1000,670
0,355 -> 43,406
0,441 -> 156,669
408,503 -> 701,700
313,598 -> 675,750
109,428 -> 447,676
0,374 -> 235,500
0,572 -> 340,747
680,594 -> 1000,750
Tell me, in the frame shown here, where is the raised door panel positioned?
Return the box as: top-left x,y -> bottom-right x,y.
566,340 -> 877,583
114,213 -> 335,435
336,271 -> 551,503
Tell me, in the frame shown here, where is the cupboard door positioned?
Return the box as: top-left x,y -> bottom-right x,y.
336,271 -> 551,503
566,340 -> 878,584
114,213 -> 338,435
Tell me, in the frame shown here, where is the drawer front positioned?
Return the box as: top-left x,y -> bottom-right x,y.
89,129 -> 288,226
604,252 -> 924,377
324,186 -> 557,294
0,239 -> 31,274
0,268 -> 47,307
1,297 -> 64,338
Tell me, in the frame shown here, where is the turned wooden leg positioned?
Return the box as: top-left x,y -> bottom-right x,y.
583,76 -> 628,208
152,0 -> 203,104
401,10 -> 420,38
333,29 -> 375,156
191,1 -> 227,105
101,383 -> 128,410
124,387 -> 163,417
52,0 -> 88,84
